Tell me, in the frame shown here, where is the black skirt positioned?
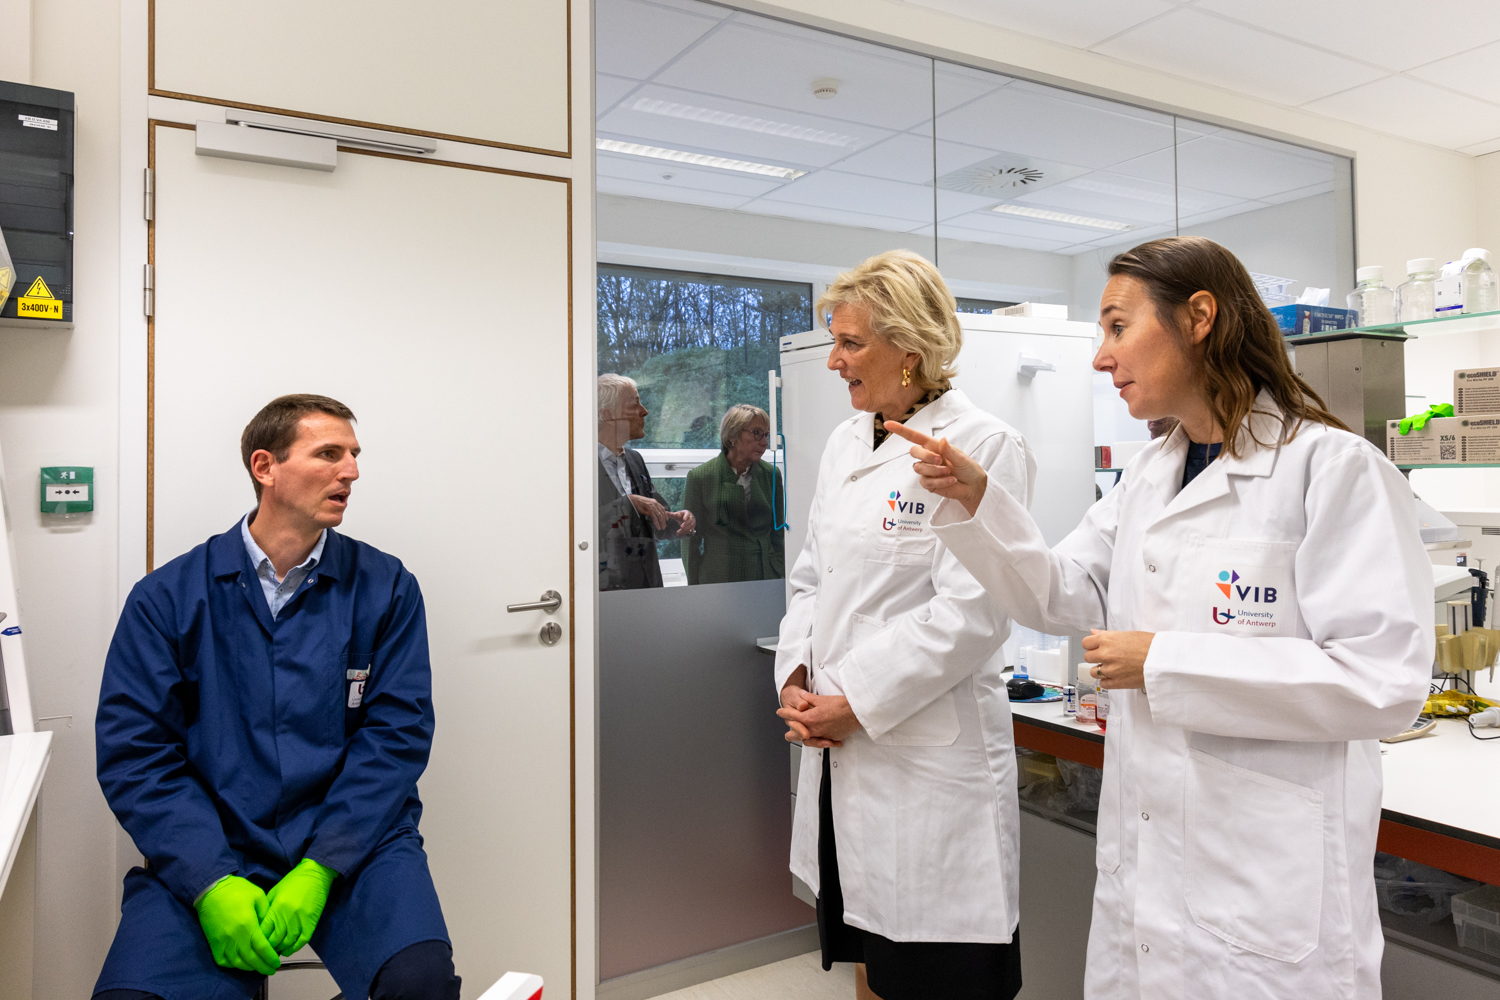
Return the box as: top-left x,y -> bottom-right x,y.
816,750 -> 1022,1000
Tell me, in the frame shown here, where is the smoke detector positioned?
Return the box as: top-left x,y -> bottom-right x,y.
811,78 -> 840,100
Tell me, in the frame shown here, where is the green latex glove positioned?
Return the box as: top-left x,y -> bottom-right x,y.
195,875 -> 281,975
1399,403 -> 1454,435
260,858 -> 338,956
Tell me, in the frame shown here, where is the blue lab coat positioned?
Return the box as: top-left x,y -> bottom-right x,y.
94,522 -> 449,998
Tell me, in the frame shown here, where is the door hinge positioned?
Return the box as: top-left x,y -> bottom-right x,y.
143,168 -> 154,222
143,264 -> 154,318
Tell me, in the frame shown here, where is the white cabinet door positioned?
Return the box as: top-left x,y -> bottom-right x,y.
150,123 -> 574,996
152,0 -> 570,153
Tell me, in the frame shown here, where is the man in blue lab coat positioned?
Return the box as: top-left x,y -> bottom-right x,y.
93,394 -> 461,1000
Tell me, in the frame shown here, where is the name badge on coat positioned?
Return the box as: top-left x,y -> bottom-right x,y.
346,667 -> 370,708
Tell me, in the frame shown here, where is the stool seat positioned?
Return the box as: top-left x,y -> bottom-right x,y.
253,959 -> 342,1000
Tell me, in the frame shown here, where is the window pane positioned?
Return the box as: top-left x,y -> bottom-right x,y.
597,263 -> 810,448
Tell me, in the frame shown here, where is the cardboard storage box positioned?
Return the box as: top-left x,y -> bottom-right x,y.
1387,413 -> 1500,464
1454,367 -> 1500,415
1271,304 -> 1357,335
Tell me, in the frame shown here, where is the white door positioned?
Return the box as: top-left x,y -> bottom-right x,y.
149,123 -> 575,996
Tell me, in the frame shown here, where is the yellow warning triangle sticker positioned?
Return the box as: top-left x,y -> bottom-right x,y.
24,276 -> 54,299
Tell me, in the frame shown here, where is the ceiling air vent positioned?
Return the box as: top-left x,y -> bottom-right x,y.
940,162 -> 1044,195
934,152 -> 1087,197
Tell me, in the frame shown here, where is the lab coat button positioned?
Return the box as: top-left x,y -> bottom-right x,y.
832,760 -> 839,768
1147,563 -> 1157,573
848,474 -> 858,482
1140,943 -> 1149,953
1141,811 -> 1150,820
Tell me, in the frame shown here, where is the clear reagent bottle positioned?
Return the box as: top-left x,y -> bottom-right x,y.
1396,258 -> 1438,322
1460,248 -> 1498,314
1347,265 -> 1395,326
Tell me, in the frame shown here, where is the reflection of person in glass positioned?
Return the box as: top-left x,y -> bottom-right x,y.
682,404 -> 785,585
598,373 -> 695,590
774,251 -> 1034,1000
890,236 -> 1431,999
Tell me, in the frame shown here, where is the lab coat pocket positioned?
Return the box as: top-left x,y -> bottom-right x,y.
1184,748 -> 1323,962
866,533 -> 936,567
850,612 -> 959,747
1201,538 -> 1300,637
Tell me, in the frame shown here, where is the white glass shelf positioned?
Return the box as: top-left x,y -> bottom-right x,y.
1288,309 -> 1500,342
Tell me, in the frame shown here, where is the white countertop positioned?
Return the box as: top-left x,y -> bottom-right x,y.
1009,687 -> 1500,848
1378,715 -> 1500,845
0,730 -> 53,900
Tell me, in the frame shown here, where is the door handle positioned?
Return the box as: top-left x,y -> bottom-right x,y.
506,590 -> 562,615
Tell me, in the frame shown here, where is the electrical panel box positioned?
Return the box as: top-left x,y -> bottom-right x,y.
0,80 -> 74,329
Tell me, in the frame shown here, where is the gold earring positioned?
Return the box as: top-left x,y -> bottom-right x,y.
901,368 -> 912,387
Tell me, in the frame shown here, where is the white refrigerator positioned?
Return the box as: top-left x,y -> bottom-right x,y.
777,311 -> 1099,571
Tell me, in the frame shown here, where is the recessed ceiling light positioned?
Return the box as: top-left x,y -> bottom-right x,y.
596,139 -> 807,179
630,97 -> 858,147
990,203 -> 1133,231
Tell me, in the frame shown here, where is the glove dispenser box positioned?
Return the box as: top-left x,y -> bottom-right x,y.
0,80 -> 74,329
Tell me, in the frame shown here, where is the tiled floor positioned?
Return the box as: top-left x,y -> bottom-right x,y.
650,951 -> 854,1000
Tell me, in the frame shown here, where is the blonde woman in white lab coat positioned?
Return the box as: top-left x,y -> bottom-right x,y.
890,236 -> 1433,999
775,250 -> 1035,1000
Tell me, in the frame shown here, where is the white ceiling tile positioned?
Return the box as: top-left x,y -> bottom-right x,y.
1067,224 -> 1177,254
918,223 -> 1075,252
1257,182 -> 1338,207
1107,147 -> 1176,186
1196,0 -> 1500,73
936,188 -> 1022,220
902,0 -> 1179,49
654,20 -> 939,131
595,0 -> 725,80
595,151 -> 785,196
597,74 -> 643,116
1407,41 -> 1500,106
595,177 -> 752,210
733,198 -> 937,237
833,133 -> 998,185
1173,133 -> 1345,200
931,61 -> 1019,115
937,206 -> 1146,244
597,84 -> 895,169
1459,136 -> 1500,156
935,84 -> 1176,169
1008,172 -> 1187,225
755,171 -> 937,222
1302,76 -> 1500,149
1093,9 -> 1388,106
1177,202 -> 1273,229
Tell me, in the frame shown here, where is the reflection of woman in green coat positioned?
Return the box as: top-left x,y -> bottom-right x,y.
683,404 -> 786,585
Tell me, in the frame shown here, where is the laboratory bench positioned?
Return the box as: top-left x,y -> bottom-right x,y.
1008,689 -> 1500,981
0,730 -> 51,899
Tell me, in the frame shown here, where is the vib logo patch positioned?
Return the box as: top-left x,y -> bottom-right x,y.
880,490 -> 928,533
887,490 -> 925,515
1215,569 -> 1277,604
1212,568 -> 1279,628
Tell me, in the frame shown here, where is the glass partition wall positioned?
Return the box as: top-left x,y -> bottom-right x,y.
595,0 -> 1354,992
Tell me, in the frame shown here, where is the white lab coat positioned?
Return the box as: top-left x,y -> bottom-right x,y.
932,395 -> 1433,999
775,389 -> 1035,943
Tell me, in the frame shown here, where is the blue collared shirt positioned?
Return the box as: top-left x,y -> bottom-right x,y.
240,514 -> 326,619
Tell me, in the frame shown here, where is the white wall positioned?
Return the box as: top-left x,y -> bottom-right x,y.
0,0 -> 126,997
1477,151 -> 1500,253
